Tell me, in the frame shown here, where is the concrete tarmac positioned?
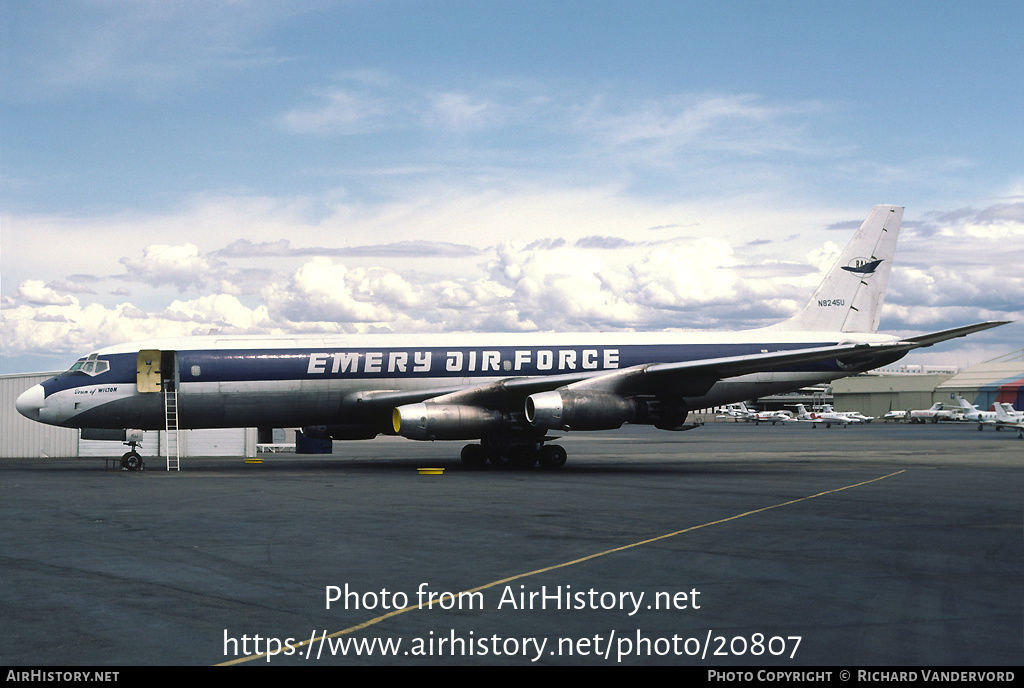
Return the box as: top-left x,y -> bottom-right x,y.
1,421 -> 1020,666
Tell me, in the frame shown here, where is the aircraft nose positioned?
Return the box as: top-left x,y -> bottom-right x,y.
16,384 -> 45,421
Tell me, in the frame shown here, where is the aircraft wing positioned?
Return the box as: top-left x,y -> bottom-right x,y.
564,320 -> 1009,398
374,321 -> 1009,412
558,341 -> 908,398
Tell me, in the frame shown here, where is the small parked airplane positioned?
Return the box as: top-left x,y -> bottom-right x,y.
824,405 -> 874,423
16,205 -> 1008,468
907,402 -> 958,423
716,401 -> 791,424
716,403 -> 754,421
995,402 -> 1023,422
993,403 -> 1024,438
794,403 -> 857,428
881,409 -> 908,421
956,397 -> 997,428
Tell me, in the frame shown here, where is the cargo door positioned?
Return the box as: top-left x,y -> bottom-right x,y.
137,350 -> 163,393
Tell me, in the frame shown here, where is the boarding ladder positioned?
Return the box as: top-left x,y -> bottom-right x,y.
163,380 -> 180,471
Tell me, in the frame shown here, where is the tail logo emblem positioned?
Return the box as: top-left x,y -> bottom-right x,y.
842,258 -> 883,276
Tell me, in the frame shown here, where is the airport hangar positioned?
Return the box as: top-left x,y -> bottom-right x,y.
2,350 -> 1022,460
830,350 -> 1023,419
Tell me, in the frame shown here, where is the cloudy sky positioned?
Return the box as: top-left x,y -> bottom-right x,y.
2,1 -> 1022,374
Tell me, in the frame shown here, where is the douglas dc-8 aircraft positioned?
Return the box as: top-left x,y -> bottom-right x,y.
16,205 -> 1008,469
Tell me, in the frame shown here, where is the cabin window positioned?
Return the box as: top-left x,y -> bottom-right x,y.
191,365 -> 201,377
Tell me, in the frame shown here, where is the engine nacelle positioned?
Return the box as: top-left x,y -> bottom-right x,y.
393,403 -> 505,441
525,390 -> 637,431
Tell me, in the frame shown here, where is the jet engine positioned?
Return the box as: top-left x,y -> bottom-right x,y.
525,390 -> 637,431
393,403 -> 505,440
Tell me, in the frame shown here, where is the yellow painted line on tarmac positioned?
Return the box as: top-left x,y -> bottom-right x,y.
218,469 -> 905,665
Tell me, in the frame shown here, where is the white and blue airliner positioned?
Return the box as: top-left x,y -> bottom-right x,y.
16,206 -> 1007,468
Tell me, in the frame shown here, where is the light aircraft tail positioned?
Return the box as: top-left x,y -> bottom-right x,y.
776,204 -> 903,333
996,403 -> 1023,421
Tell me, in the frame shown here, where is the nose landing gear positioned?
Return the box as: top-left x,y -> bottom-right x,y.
120,439 -> 145,471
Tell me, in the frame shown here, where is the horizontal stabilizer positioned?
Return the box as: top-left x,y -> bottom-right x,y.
900,321 -> 1011,347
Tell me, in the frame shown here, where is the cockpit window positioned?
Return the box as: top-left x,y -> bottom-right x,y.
68,353 -> 110,376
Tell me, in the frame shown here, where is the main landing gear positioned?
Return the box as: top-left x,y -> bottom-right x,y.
460,437 -> 568,469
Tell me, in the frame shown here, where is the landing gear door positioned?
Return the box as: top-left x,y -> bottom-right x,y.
137,350 -> 162,393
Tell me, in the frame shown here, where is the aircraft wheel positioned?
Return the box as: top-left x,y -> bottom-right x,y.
538,444 -> 567,469
460,444 -> 486,468
121,452 -> 144,471
511,447 -> 538,469
487,449 -> 509,467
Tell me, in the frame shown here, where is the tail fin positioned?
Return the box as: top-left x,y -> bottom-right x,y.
776,205 -> 903,333
996,403 -> 1022,421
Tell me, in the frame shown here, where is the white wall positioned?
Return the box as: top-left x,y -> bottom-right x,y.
0,373 -> 78,458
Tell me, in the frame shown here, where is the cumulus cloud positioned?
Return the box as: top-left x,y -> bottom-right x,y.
33,312 -> 71,323
890,202 -> 1024,311
15,280 -> 78,306
120,243 -> 217,290
2,295 -> 281,361
434,278 -> 515,311
267,258 -> 396,325
805,241 -> 842,274
481,239 -> 744,330
913,200 -> 1024,240
628,239 -> 739,309
163,294 -> 273,331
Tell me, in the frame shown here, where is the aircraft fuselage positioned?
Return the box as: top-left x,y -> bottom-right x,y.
20,329 -> 902,433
